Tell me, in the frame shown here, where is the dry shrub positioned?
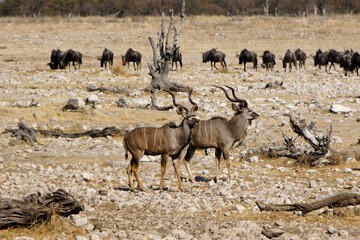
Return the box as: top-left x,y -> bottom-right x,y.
327,150 -> 349,165
217,68 -> 229,74
0,214 -> 84,240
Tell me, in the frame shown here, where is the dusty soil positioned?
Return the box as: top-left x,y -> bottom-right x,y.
0,15 -> 360,239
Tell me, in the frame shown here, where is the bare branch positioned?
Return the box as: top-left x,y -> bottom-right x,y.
256,192 -> 360,216
173,0 -> 185,47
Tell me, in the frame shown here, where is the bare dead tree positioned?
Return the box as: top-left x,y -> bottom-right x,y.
256,192 -> 360,216
275,116 -> 332,166
144,0 -> 190,105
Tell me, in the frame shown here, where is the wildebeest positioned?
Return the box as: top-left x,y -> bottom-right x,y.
98,48 -> 114,70
282,49 -> 297,72
339,50 -> 354,76
328,49 -> 351,71
171,46 -> 183,71
261,50 -> 276,71
122,48 -> 142,71
295,48 -> 307,69
202,48 -> 227,70
59,49 -> 82,70
313,49 -> 330,72
236,49 -> 257,72
349,52 -> 360,76
48,49 -> 66,70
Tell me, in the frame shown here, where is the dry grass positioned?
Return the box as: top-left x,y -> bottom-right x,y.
1,15 -> 360,237
0,215 -> 84,240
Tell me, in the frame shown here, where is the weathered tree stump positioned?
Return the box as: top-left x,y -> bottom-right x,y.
144,0 -> 190,108
275,116 -> 332,166
0,189 -> 84,229
1,122 -> 38,147
256,192 -> 360,216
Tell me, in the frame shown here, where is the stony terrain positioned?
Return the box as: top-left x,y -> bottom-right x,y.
0,16 -> 360,239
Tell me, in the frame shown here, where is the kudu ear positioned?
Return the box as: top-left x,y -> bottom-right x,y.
176,107 -> 186,117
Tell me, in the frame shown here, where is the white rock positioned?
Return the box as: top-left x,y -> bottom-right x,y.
330,104 -> 352,114
235,205 -> 246,214
65,97 -> 85,109
249,156 -> 259,163
81,172 -> 93,181
74,237 -> 88,240
72,215 -> 88,227
13,237 -> 35,240
343,168 -> 353,173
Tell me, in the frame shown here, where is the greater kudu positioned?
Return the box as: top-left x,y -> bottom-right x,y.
123,90 -> 199,192
183,86 -> 259,183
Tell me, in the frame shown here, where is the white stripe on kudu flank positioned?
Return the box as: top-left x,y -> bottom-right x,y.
153,128 -> 158,150
204,121 -> 208,139
136,129 -> 140,147
210,120 -> 213,143
160,128 -> 164,147
143,128 -> 147,149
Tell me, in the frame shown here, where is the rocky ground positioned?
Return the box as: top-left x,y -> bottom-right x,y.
0,16 -> 360,239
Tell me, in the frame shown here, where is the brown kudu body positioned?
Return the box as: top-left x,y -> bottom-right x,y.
183,86 -> 259,182
123,90 -> 198,192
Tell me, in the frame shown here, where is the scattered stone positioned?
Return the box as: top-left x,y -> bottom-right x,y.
330,104 -> 352,114
61,97 -> 85,111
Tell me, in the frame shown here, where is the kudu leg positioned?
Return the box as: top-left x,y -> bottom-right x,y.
215,148 -> 222,183
172,158 -> 184,192
222,149 -> 232,181
126,160 -> 135,191
184,147 -> 196,182
131,156 -> 144,191
159,154 -> 169,192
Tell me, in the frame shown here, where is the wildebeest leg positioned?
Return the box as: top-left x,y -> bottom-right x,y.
133,62 -> 136,71
215,148 -> 222,183
222,148 -> 232,181
160,154 -> 169,192
244,63 -> 247,72
179,59 -> 182,69
223,59 -> 227,68
184,146 -> 196,182
171,61 -> 174,71
72,61 -> 76,70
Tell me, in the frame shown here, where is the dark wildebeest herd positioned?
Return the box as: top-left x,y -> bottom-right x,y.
47,47 -> 360,76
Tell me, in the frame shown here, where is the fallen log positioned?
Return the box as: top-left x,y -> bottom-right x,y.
0,189 -> 84,229
2,123 -> 126,146
87,85 -> 128,94
255,192 -> 360,216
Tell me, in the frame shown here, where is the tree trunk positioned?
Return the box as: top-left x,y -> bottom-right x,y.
144,0 -> 190,95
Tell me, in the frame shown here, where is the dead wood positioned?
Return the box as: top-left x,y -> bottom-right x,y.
87,85 -> 128,94
144,0 -> 189,94
0,189 -> 84,229
255,192 -> 360,216
13,98 -> 40,108
275,116 -> 332,166
1,122 -> 38,147
2,124 -> 125,141
261,226 -> 284,239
